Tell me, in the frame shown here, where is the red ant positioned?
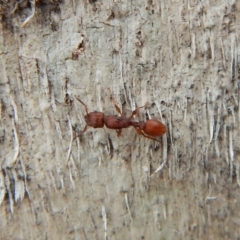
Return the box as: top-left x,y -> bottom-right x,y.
74,94 -> 166,142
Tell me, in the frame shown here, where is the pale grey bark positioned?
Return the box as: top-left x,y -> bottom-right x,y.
0,0 -> 240,239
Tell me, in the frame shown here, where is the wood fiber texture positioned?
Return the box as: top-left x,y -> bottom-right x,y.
0,0 -> 240,239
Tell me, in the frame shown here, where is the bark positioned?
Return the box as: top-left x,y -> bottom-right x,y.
0,0 -> 240,239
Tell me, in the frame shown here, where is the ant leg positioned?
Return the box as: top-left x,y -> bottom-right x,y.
73,124 -> 88,140
134,128 -> 161,143
108,89 -> 147,118
108,88 -> 122,115
128,102 -> 148,120
113,103 -> 122,115
75,96 -> 89,115
116,129 -> 122,137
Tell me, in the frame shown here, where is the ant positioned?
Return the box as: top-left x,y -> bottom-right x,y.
74,93 -> 166,142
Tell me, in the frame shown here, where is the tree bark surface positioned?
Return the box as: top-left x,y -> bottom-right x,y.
0,0 -> 240,239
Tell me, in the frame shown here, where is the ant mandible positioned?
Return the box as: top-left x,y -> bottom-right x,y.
74,92 -> 166,142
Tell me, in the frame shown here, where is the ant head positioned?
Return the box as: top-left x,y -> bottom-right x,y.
84,112 -> 104,128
